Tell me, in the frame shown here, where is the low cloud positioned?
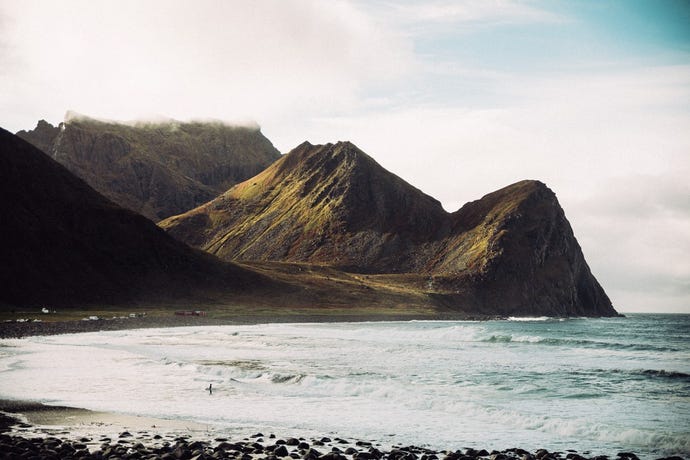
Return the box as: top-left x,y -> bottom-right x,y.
0,0 -> 413,132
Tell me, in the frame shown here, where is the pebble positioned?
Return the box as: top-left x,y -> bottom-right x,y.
0,423 -> 679,460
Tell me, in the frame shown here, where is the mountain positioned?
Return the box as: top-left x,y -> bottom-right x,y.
161,141 -> 617,317
16,113 -> 281,221
161,141 -> 448,272
0,127 -> 274,308
431,180 -> 615,317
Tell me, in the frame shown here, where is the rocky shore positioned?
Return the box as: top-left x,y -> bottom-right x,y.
1,427 -> 676,460
0,407 -> 683,460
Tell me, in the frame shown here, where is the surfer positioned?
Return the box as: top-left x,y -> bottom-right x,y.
208,383 -> 213,395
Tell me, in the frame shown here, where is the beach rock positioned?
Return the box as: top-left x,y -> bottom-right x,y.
320,452 -> 347,460
566,454 -> 586,460
617,454 -> 639,460
173,445 -> 191,459
275,445 -> 290,457
304,448 -> 323,459
216,441 -> 242,452
368,447 -> 384,459
390,449 -> 419,460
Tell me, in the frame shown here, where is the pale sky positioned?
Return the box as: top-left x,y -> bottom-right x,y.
1,0 -> 689,313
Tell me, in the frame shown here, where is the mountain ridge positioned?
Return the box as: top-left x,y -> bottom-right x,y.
161,141 -> 616,317
162,141 -> 450,272
0,127 -> 488,317
16,113 -> 281,221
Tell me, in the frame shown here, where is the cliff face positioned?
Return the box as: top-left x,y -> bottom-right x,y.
161,141 -> 616,317
17,114 -> 281,221
0,128 -> 270,308
431,181 -> 614,316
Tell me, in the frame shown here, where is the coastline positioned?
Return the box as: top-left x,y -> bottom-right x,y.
0,312 -> 505,339
0,400 -> 667,460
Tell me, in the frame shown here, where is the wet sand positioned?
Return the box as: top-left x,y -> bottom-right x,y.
0,312 -> 493,339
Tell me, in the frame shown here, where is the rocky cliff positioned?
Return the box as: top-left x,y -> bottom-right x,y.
161,141 -> 617,317
17,113 -> 281,221
0,128 -> 273,308
430,181 -> 615,316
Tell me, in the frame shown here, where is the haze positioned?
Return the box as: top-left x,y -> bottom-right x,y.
1,0 -> 688,313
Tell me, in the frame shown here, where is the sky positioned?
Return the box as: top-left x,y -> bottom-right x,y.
1,0 -> 689,313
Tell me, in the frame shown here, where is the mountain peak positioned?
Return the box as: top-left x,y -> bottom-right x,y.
17,113 -> 281,221
36,119 -> 56,129
162,140 -> 448,270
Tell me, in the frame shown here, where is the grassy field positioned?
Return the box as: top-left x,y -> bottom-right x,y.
0,260 -> 479,328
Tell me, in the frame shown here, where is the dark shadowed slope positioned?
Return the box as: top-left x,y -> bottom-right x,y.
0,128 -> 273,309
17,113 -> 281,221
161,141 -> 617,317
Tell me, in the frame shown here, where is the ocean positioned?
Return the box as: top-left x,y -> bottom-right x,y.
0,314 -> 688,458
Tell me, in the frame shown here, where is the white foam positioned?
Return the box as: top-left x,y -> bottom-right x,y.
507,316 -> 553,321
0,320 -> 688,458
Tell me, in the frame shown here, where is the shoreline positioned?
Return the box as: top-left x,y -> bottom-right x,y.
0,308 -> 634,340
0,400 -> 671,460
0,313 -> 507,339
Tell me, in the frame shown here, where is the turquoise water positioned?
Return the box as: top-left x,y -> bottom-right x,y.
0,314 -> 688,458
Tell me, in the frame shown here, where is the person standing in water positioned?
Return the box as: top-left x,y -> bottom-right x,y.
208,383 -> 212,395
